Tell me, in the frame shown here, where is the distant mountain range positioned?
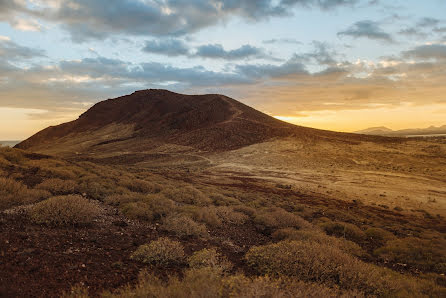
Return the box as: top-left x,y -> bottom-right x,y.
355,125 -> 446,137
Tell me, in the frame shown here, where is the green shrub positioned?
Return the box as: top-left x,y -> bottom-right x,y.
161,215 -> 208,238
29,195 -> 100,226
131,237 -> 185,265
188,248 -> 232,272
321,221 -> 365,242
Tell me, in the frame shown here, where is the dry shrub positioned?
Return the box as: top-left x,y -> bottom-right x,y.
188,248 -> 232,272
105,192 -> 145,206
245,240 -> 440,296
36,178 -> 77,195
271,228 -> 364,257
0,177 -> 49,210
0,147 -> 25,164
161,214 -> 208,238
364,227 -> 396,245
130,237 -> 185,265
179,205 -> 222,227
254,208 -> 310,233
104,267 -> 362,298
233,205 -> 257,217
119,178 -> 161,194
29,195 -> 100,226
162,186 -> 211,206
216,206 -> 249,225
374,237 -> 446,273
321,221 -> 366,243
120,195 -> 175,221
209,193 -> 240,206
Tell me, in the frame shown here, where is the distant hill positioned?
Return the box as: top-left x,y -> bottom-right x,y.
355,125 -> 446,137
16,89 -> 394,156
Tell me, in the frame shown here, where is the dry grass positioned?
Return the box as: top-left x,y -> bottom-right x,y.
29,195 -> 100,226
162,186 -> 211,206
320,221 -> 366,243
131,237 -> 185,265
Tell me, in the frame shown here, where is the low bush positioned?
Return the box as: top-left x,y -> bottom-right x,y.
245,240 -> 440,296
254,208 -> 310,233
364,227 -> 396,245
119,178 -> 160,194
188,248 -> 232,272
179,205 -> 222,227
321,221 -> 366,243
29,195 -> 100,226
215,206 -> 248,225
104,267 -> 361,298
271,228 -> 364,257
374,237 -> 446,273
0,177 -> 49,210
161,215 -> 208,238
130,237 -> 185,265
162,186 -> 211,206
36,178 -> 77,195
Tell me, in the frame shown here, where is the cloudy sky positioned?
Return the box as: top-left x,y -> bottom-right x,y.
1,0 -> 446,139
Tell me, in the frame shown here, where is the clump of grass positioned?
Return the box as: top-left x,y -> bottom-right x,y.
29,195 -> 100,226
130,237 -> 185,265
161,214 -> 208,239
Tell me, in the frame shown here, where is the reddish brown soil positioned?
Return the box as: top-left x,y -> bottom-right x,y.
0,203 -> 269,297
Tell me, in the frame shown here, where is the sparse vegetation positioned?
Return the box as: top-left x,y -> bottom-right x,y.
131,237 -> 185,265
29,195 -> 100,226
161,214 -> 209,238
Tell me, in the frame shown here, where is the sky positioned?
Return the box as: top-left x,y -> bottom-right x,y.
0,0 -> 446,139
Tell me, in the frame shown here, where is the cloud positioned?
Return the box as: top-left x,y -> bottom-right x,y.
338,20 -> 394,42
142,39 -> 189,57
403,44 -> 446,60
0,38 -> 45,60
11,18 -> 42,32
194,44 -> 266,60
417,17 -> 440,28
263,38 -> 302,44
0,0 -> 363,42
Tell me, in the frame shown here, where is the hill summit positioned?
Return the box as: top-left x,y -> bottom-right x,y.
16,89 -> 303,154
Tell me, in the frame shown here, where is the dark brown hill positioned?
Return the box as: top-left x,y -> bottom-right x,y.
16,89 -> 396,155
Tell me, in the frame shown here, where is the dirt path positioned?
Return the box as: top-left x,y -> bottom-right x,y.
220,96 -> 243,125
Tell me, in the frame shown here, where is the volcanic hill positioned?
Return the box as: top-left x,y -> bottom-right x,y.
16,89 -> 389,157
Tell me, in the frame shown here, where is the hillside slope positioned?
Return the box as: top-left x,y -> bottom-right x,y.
16,89 -> 394,156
